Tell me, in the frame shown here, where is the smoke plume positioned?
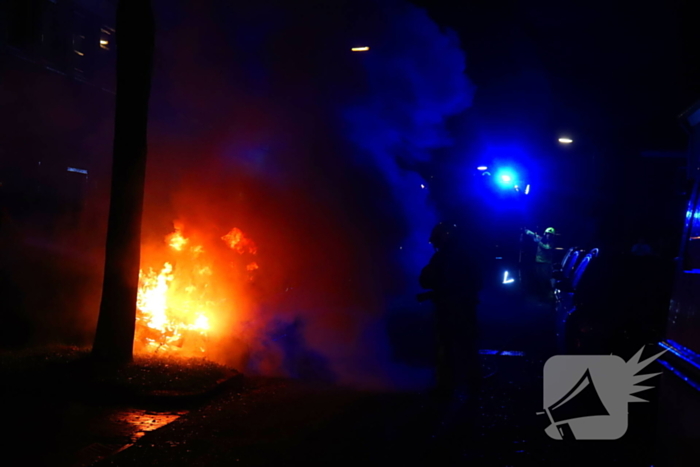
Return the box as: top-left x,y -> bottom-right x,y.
137,0 -> 475,388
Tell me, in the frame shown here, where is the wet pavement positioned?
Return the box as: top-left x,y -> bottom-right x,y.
71,408 -> 187,467
91,287 -> 660,466
1,286 -> 663,466
91,357 -> 658,466
1,397 -> 189,467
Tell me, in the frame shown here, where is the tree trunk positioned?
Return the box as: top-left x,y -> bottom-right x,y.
92,0 -> 155,364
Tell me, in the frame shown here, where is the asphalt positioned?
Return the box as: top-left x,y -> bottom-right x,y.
1,285 -> 663,466
96,286 -> 659,466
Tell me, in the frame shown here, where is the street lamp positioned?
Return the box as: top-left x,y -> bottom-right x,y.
558,137 -> 573,144
351,46 -> 369,52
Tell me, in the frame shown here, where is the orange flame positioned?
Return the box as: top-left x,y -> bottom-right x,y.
166,224 -> 188,251
222,227 -> 257,255
135,223 -> 256,357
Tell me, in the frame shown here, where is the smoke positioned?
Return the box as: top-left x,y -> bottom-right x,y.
138,0 -> 474,388
0,0 -> 475,390
1,0 -> 474,390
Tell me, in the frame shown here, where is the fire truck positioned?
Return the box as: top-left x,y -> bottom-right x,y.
656,99 -> 700,464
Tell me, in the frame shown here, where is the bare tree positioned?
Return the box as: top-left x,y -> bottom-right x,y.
92,0 -> 155,364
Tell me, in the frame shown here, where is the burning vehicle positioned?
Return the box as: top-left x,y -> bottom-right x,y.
134,223 -> 258,358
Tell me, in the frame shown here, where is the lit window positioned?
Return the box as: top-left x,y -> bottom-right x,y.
67,167 -> 88,175
100,28 -> 113,50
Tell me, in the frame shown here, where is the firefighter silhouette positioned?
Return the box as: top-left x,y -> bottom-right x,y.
419,222 -> 482,397
525,227 -> 556,301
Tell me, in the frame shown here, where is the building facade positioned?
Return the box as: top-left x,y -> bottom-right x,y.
0,0 -> 117,347
0,0 -> 116,226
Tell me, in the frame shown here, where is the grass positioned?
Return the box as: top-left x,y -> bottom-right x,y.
0,344 -> 89,373
95,353 -> 236,394
0,345 -> 238,401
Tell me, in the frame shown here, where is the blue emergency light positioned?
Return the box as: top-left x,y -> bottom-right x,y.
495,168 -> 518,189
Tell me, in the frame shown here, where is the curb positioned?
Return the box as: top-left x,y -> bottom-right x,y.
78,370 -> 245,408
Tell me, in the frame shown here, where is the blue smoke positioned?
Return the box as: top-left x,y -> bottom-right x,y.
336,1 -> 475,306
149,0 -> 475,388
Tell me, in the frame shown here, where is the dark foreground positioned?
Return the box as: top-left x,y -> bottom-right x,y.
2,287 -> 664,466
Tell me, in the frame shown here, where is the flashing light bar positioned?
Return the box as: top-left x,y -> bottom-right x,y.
660,340 -> 700,371
477,166 -> 488,171
351,46 -> 369,52
657,359 -> 700,392
558,137 -> 573,144
67,167 -> 88,175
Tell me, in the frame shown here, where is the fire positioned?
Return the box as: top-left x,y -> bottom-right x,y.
137,262 -> 174,332
222,227 -> 257,255
166,223 -> 188,251
134,223 -> 258,357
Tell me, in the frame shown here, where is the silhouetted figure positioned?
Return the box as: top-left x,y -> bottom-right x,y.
525,227 -> 556,302
419,222 -> 481,399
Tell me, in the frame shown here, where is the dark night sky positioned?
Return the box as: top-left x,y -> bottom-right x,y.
411,0 -> 700,151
